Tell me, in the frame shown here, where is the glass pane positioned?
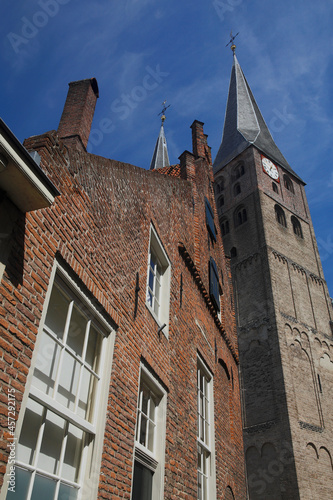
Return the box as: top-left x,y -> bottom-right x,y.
62,424 -> 84,483
147,420 -> 155,452
131,461 -> 153,500
17,399 -> 43,465
149,396 -> 156,422
155,280 -> 160,302
85,324 -> 101,371
148,268 -> 154,292
139,415 -> 148,447
141,387 -> 149,416
197,472 -> 202,500
147,290 -> 153,308
30,473 -> 56,500
77,368 -> 97,420
200,416 -> 205,441
57,351 -> 80,411
153,297 -> 159,316
67,304 -> 87,357
37,409 -> 65,474
32,331 -> 60,395
150,254 -> 156,272
6,467 -> 31,499
45,284 -> 69,339
59,483 -> 78,500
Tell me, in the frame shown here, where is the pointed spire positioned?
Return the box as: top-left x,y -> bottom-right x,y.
213,53 -> 303,181
149,102 -> 170,170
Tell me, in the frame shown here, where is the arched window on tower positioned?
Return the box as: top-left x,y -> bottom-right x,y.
233,183 -> 241,196
283,174 -> 294,194
272,182 -> 279,194
220,218 -> 230,236
218,195 -> 225,209
291,216 -> 303,238
215,177 -> 225,195
230,247 -> 237,258
234,206 -> 247,227
233,163 -> 245,181
275,204 -> 287,227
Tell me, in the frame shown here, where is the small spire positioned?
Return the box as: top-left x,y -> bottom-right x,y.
226,31 -> 239,54
150,101 -> 171,170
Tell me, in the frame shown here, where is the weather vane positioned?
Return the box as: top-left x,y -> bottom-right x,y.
226,31 -> 239,54
158,100 -> 171,123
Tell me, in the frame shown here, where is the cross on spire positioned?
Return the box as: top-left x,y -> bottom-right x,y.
226,31 -> 239,54
158,100 -> 171,123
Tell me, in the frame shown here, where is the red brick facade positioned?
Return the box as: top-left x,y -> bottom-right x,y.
0,80 -> 246,498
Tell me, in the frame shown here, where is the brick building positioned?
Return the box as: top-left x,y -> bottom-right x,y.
213,50 -> 333,499
0,78 -> 246,499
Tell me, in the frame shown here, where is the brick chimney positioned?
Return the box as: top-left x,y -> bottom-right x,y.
190,120 -> 212,164
58,78 -> 99,151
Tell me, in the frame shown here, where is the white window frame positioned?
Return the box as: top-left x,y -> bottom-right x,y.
132,364 -> 167,500
197,355 -> 216,500
146,225 -> 171,337
3,262 -> 115,500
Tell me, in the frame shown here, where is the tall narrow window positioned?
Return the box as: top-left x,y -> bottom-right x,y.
291,216 -> 303,238
7,268 -> 114,500
233,164 -> 245,181
214,177 -> 225,195
218,195 -> 224,209
209,258 -> 220,312
234,206 -> 247,227
205,197 -> 217,242
220,218 -> 230,236
233,183 -> 241,196
283,174 -> 294,194
275,205 -> 287,227
272,182 -> 279,194
132,365 -> 167,500
146,226 -> 171,335
197,358 -> 215,500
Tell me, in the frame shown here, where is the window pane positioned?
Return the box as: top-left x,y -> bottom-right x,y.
57,351 -> 80,411
141,387 -> 149,416
32,331 -> 60,395
147,420 -> 155,452
45,285 -> 69,339
6,467 -> 31,499
30,474 -> 56,500
59,483 -> 78,500
62,424 -> 84,483
85,324 -> 101,371
149,396 -> 156,421
37,410 -> 65,474
17,399 -> 43,465
148,268 -> 154,292
131,461 -> 153,500
77,368 -> 97,420
139,415 -> 148,447
67,304 -> 87,357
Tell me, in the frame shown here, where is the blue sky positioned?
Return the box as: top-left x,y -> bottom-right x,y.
1,0 -> 333,295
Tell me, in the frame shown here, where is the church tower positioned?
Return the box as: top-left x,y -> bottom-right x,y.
213,49 -> 333,499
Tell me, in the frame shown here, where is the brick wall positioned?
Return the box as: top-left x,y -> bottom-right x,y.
0,122 -> 246,498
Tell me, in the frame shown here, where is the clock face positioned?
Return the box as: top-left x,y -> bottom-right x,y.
262,157 -> 279,181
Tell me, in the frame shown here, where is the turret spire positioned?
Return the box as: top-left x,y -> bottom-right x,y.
213,53 -> 303,181
149,101 -> 171,170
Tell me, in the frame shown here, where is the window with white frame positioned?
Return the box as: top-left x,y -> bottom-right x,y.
197,357 -> 215,500
146,226 -> 171,335
6,268 -> 115,500
132,365 -> 167,500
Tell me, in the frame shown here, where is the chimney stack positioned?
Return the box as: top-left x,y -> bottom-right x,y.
190,120 -> 212,164
58,78 -> 99,151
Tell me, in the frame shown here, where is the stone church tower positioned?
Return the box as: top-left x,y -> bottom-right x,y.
213,50 -> 333,499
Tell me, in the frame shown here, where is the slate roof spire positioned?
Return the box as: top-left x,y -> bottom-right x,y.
213,53 -> 303,182
149,102 -> 170,170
